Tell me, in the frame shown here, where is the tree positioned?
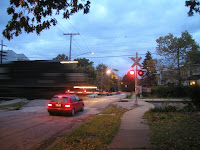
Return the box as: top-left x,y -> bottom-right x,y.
156,31 -> 199,85
186,45 -> 200,65
3,0 -> 91,40
74,58 -> 96,84
95,64 -> 115,91
141,51 -> 158,87
74,57 -> 93,67
185,0 -> 200,16
52,54 -> 68,60
120,74 -> 135,92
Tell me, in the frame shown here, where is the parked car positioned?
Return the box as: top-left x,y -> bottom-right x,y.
47,94 -> 84,116
87,93 -> 98,98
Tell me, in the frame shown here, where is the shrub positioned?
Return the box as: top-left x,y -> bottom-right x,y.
149,85 -> 200,110
150,106 -> 178,112
188,85 -> 200,110
151,86 -> 187,98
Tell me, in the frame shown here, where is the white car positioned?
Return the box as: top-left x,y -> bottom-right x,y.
87,93 -> 98,98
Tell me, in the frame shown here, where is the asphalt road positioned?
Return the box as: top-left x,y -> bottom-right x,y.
0,94 -> 126,150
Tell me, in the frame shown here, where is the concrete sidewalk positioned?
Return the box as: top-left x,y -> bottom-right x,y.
108,100 -> 154,150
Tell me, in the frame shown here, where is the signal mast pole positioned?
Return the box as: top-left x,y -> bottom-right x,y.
135,52 -> 138,105
129,52 -> 142,106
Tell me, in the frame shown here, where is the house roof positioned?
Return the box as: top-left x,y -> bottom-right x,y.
187,75 -> 200,80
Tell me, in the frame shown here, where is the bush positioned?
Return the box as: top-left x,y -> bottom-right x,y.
150,106 -> 178,112
150,85 -> 200,110
188,85 -> 200,110
151,86 -> 187,98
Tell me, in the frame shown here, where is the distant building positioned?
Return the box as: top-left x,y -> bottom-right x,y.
2,50 -> 29,63
185,64 -> 200,86
157,64 -> 200,86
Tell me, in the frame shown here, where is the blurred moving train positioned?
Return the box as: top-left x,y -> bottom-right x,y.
0,60 -> 89,99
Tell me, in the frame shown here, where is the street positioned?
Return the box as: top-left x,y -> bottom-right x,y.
0,94 -> 126,150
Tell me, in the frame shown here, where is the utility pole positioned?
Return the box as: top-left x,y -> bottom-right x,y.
63,33 -> 80,61
0,40 -> 7,64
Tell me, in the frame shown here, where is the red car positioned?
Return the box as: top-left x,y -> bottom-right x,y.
47,94 -> 84,116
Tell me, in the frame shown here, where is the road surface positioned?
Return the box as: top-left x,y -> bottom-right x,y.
0,94 -> 126,150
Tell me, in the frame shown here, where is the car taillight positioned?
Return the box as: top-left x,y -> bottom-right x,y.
48,103 -> 53,107
65,104 -> 71,108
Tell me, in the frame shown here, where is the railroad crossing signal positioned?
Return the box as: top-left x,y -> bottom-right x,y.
138,70 -> 144,76
130,56 -> 142,68
129,70 -> 135,76
129,52 -> 143,106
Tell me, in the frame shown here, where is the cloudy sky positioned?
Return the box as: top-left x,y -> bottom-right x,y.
0,0 -> 200,76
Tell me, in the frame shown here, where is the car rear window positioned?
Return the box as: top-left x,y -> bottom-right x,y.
51,97 -> 68,102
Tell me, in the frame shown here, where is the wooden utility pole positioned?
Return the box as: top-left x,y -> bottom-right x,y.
63,33 -> 80,61
0,40 -> 7,64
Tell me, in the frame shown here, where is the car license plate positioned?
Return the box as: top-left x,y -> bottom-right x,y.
56,104 -> 61,107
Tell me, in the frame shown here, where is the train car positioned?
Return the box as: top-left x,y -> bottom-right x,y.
0,60 -> 89,99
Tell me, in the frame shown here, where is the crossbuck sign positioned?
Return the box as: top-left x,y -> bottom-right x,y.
130,56 -> 142,68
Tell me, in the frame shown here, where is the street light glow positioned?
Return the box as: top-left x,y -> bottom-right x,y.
106,69 -> 111,74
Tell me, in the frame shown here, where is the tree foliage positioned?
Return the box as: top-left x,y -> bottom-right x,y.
52,54 -> 68,60
186,45 -> 200,65
156,31 -> 199,85
120,74 -> 135,92
186,0 -> 200,16
74,57 -> 93,67
74,58 -> 96,84
3,0 -> 90,40
141,51 -> 158,87
95,64 -> 119,91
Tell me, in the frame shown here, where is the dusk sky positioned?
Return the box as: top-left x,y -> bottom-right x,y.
0,0 -> 200,76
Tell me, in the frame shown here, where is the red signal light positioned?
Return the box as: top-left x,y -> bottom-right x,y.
83,89 -> 87,93
129,70 -> 135,76
138,70 -> 144,76
66,89 -> 70,93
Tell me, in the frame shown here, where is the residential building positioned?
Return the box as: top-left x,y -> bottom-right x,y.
2,50 -> 29,63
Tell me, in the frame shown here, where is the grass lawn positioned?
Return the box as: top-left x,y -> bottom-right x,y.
50,105 -> 128,150
144,111 -> 200,150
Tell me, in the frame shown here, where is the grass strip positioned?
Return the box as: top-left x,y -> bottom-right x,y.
0,101 -> 27,110
50,105 -> 128,150
125,94 -> 133,99
144,111 -> 200,150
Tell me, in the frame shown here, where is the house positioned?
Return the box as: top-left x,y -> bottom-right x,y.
157,64 -> 200,86
186,64 -> 200,85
